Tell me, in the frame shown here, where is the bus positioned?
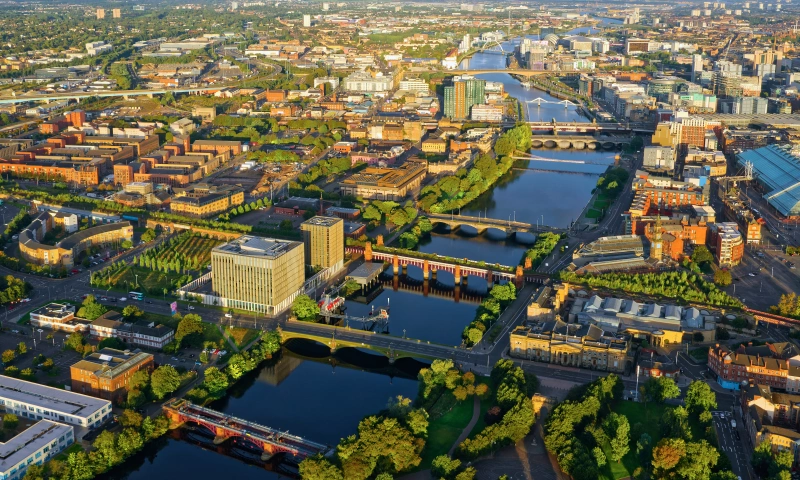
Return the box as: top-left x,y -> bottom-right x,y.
128,292 -> 144,301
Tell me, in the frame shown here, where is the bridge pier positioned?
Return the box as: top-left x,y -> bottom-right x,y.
423,260 -> 429,280
401,264 -> 407,276
487,271 -> 494,289
364,242 -> 373,261
392,255 -> 399,275
454,265 -> 461,285
431,269 -> 437,281
213,435 -> 229,445
515,265 -> 524,289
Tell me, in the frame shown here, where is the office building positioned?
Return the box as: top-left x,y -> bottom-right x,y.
343,71 -> 393,93
89,311 -> 174,349
470,104 -> 504,122
70,348 -> 154,402
642,146 -> 675,173
96,8 -> 105,19
692,54 -> 703,83
29,303 -> 88,333
339,161 -> 427,201
303,14 -> 311,27
0,420 -> 73,480
0,376 -> 111,428
399,78 -> 430,93
170,185 -> 244,218
301,216 -> 344,273
444,76 -> 485,119
211,236 -> 305,314
112,8 -> 121,18
85,41 -> 112,56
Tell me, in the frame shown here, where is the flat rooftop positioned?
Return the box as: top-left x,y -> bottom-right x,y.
346,262 -> 385,285
213,235 -> 302,259
302,216 -> 342,227
31,303 -> 75,320
0,420 -> 72,473
0,376 -> 109,419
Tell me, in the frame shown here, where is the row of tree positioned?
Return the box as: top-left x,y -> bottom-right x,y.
456,360 -> 536,459
521,232 -> 561,269
462,283 -> 517,346
186,331 -> 282,404
558,271 -> 742,307
25,409 -> 171,480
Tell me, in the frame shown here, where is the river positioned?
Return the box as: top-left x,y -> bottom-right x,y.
109,47 -> 606,478
108,348 -> 421,479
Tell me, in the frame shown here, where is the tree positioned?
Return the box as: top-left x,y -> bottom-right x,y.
299,454 -> 344,480
118,409 -> 143,429
646,376 -> 681,403
122,304 -> 144,319
432,455 -> 461,478
1,349 -> 15,364
175,314 -> 204,346
3,413 -> 18,429
603,412 -> 630,463
676,440 -> 719,480
203,367 -> 229,395
91,430 -> 122,470
751,440 -> 774,478
150,365 -> 181,400
77,294 -> 108,320
98,337 -> 127,350
16,342 -> 26,355
66,451 -> 95,480
691,245 -> 714,266
292,294 -> 320,321
685,380 -> 717,413
652,438 -> 685,475
593,446 -> 607,467
714,269 -> 732,286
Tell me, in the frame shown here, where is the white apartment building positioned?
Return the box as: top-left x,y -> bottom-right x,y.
85,41 -> 113,56
399,78 -> 430,93
89,311 -> 175,349
0,376 -> 111,429
470,104 -> 504,122
0,420 -> 73,480
343,71 -> 393,92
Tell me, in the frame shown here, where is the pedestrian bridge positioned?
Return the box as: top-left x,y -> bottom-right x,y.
163,399 -> 330,460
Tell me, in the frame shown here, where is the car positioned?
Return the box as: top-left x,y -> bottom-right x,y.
225,313 -> 233,318
189,354 -> 195,358
21,298 -> 30,303
109,298 -> 117,302
145,300 -> 152,304
11,329 -> 19,334
748,272 -> 756,277
188,306 -> 195,310
119,297 -> 127,302
171,357 -> 178,361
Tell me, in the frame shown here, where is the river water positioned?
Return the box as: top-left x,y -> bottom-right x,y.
110,47 -> 606,478
109,348 -> 420,479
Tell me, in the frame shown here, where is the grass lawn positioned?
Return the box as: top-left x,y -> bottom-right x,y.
600,401 -> 669,480
689,347 -> 709,363
467,377 -> 495,438
108,265 -> 182,293
593,199 -> 610,210
53,443 -> 84,461
586,208 -> 602,219
419,391 -> 475,469
226,327 -> 260,349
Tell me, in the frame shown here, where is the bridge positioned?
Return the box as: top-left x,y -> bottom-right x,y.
526,120 -> 655,134
744,308 -> 800,327
457,68 -> 594,78
526,135 -> 630,150
348,245 -> 521,287
163,399 -> 330,461
425,212 -> 565,236
0,85 -> 235,105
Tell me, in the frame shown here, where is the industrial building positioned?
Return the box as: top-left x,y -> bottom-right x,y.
738,145 -> 800,218
0,420 -> 73,480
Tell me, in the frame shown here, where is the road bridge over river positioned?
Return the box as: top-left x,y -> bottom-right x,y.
425,212 -> 566,236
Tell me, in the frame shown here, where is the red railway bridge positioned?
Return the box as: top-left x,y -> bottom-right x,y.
744,308 -> 800,328
163,399 -> 330,460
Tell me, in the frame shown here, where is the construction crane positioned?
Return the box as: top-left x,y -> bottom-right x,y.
718,160 -> 754,196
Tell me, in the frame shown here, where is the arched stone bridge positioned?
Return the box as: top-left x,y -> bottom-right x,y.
425,212 -> 566,236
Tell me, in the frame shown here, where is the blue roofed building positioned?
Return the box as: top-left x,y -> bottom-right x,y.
738,145 -> 800,218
